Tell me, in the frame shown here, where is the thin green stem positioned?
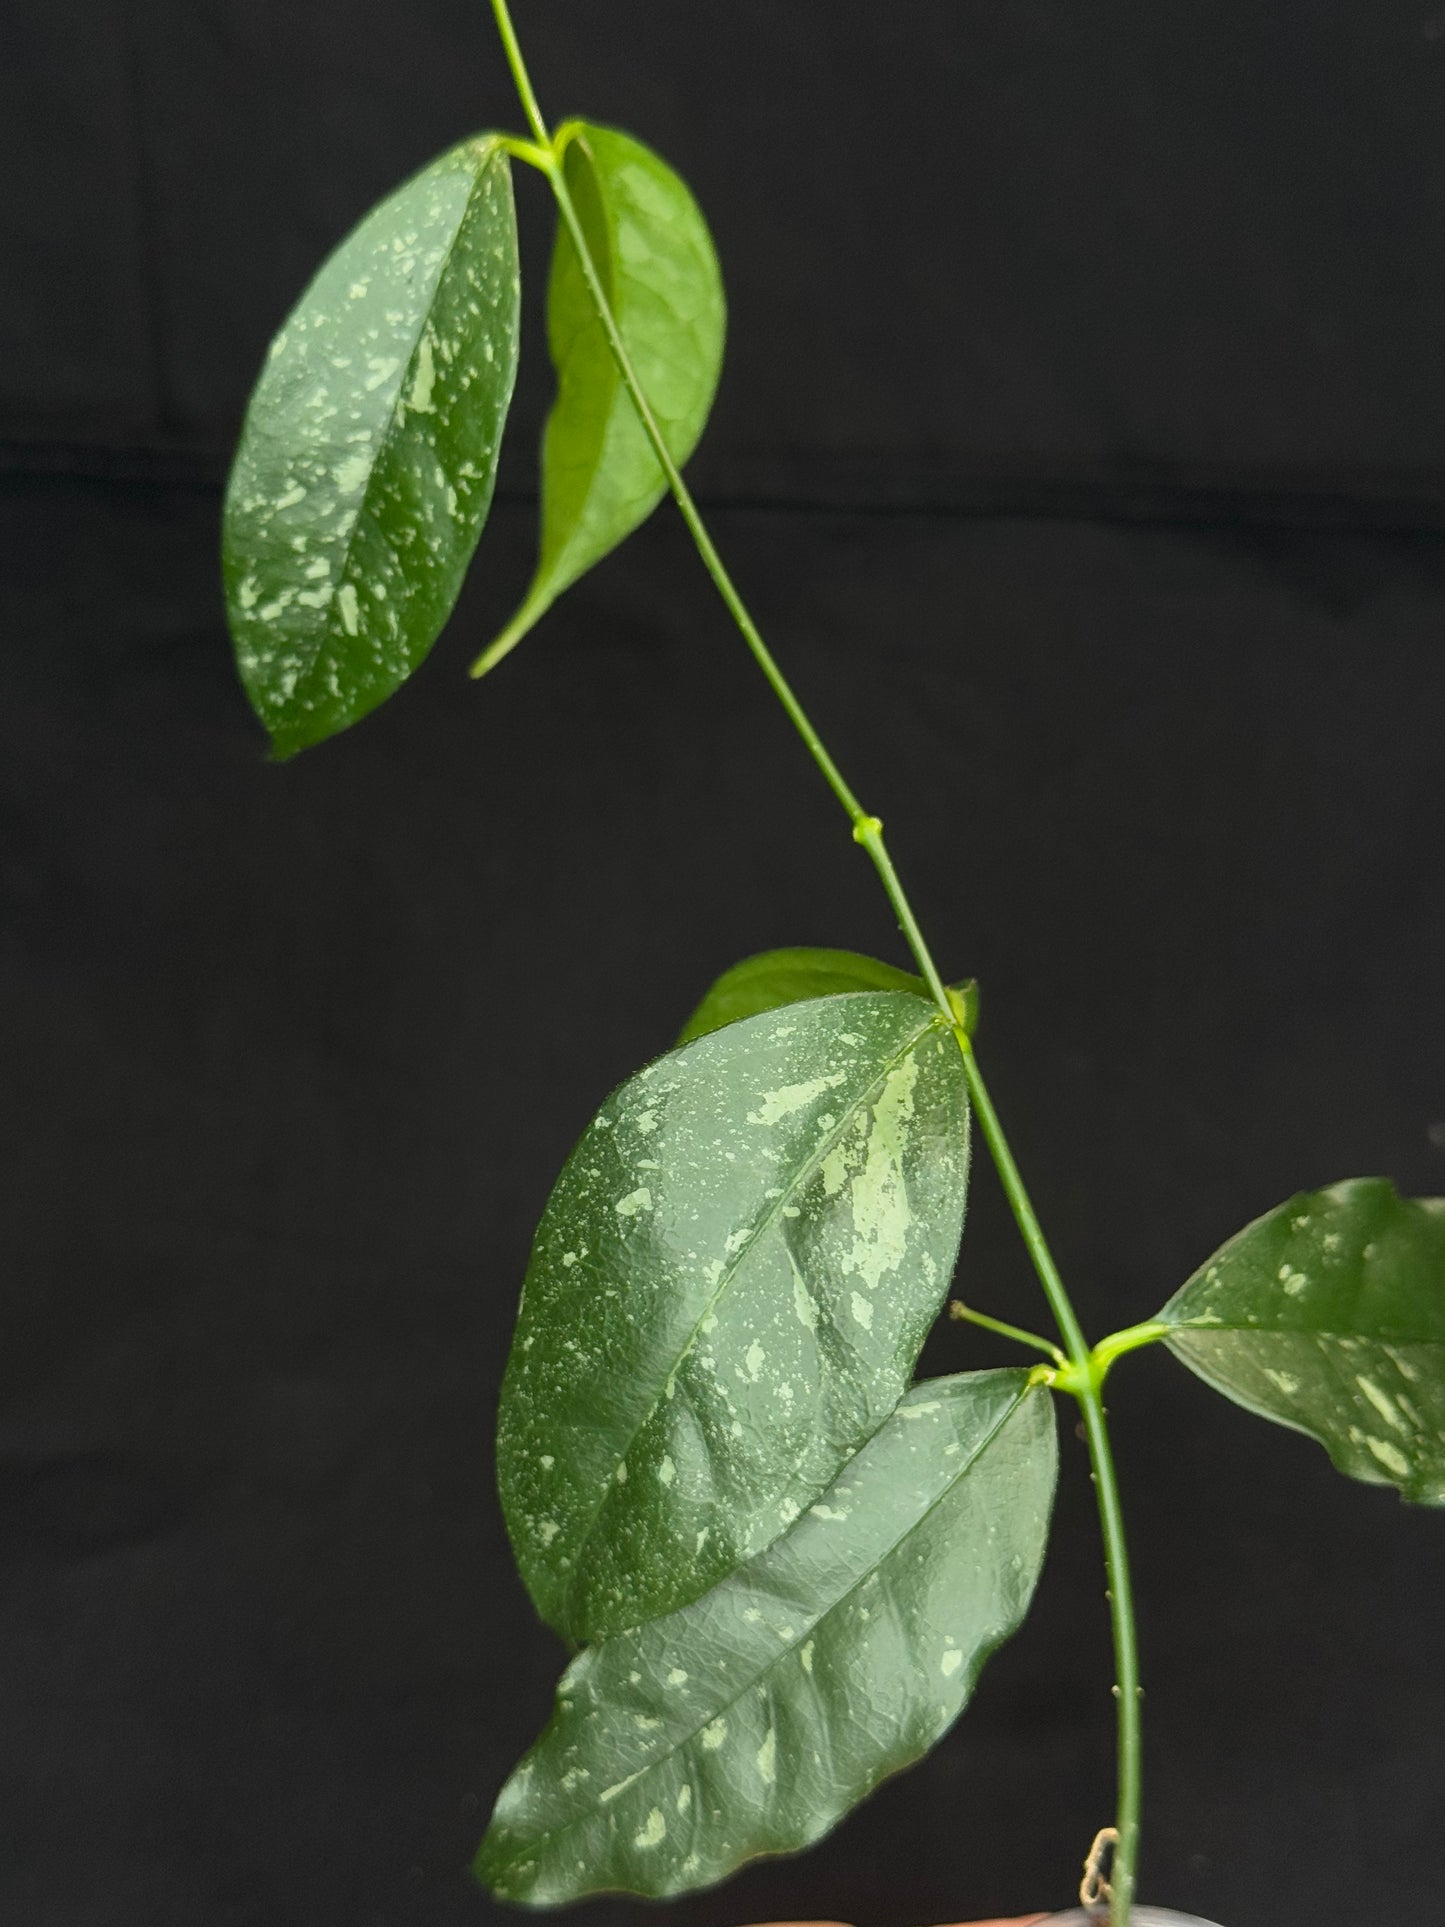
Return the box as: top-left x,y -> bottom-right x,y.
850,815 -> 954,1024
959,1045 -> 1140,1923
485,37 -> 956,1028
954,1045 -> 1090,1364
948,1301 -> 1065,1365
488,0 -> 550,145
485,10 -> 1142,1917
1078,1398 -> 1142,1924
536,166 -> 872,832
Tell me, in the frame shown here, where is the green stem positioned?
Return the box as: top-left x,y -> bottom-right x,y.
488,0 -> 550,144
959,1045 -> 1141,1923
482,4 -> 967,1025
486,6 -> 1141,1916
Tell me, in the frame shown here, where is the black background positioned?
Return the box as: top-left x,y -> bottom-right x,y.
3,5 -> 1444,1926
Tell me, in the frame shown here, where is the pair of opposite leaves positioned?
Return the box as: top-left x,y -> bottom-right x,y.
480,945 -> 1445,1905
223,121 -> 723,759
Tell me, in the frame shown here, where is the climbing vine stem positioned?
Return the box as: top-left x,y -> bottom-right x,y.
486,2 -> 1141,1917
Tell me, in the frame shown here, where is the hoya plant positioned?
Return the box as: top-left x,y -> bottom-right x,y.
222,5 -> 1445,1922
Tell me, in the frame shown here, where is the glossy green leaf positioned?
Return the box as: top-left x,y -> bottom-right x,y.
499,992 -> 971,1644
224,136 -> 521,758
479,1370 -> 1056,1905
1158,1178 -> 1445,1503
677,947 -> 979,1045
473,120 -> 724,676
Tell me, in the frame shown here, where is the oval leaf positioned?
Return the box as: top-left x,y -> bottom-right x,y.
679,947 -> 941,1045
499,992 -> 970,1644
479,1371 -> 1057,1904
1158,1178 -> 1445,1503
472,120 -> 724,676
224,136 -> 521,758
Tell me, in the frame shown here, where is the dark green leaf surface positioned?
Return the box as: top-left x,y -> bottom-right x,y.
499,993 -> 970,1643
479,1371 -> 1056,1905
679,948 -> 931,1044
224,137 -> 520,757
1159,1178 -> 1445,1503
474,120 -> 724,674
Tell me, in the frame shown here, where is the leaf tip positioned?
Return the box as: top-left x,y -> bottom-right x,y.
470,598 -> 547,679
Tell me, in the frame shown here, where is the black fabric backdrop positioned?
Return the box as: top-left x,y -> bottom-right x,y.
3,6 -> 1444,1926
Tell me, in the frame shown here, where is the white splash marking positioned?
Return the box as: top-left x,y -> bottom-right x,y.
408,335 -> 437,413
539,1454 -> 554,1471
747,1072 -> 846,1127
820,1138 -> 852,1198
1278,1265 -> 1308,1296
667,1668 -> 688,1687
599,1769 -> 644,1804
745,1341 -> 766,1379
536,1519 -> 559,1546
633,1809 -> 667,1849
1263,1368 -> 1300,1396
755,1729 -> 777,1784
337,583 -> 360,635
658,1455 -> 676,1486
850,1292 -> 874,1331
800,1640 -> 815,1674
1358,1376 -> 1409,1433
941,1646 -> 963,1678
810,1503 -> 849,1522
274,483 -> 307,510
615,1187 -> 653,1218
842,1055 -> 919,1288
700,1717 -> 727,1750
334,452 -> 370,492
1362,1435 -> 1411,1479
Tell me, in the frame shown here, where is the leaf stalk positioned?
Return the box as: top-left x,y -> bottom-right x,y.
949,1300 -> 1065,1365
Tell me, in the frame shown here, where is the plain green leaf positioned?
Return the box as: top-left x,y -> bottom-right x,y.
224,136 -> 521,758
499,992 -> 971,1644
677,947 -> 978,1045
1158,1178 -> 1445,1503
473,120 -> 724,675
479,1370 -> 1056,1905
